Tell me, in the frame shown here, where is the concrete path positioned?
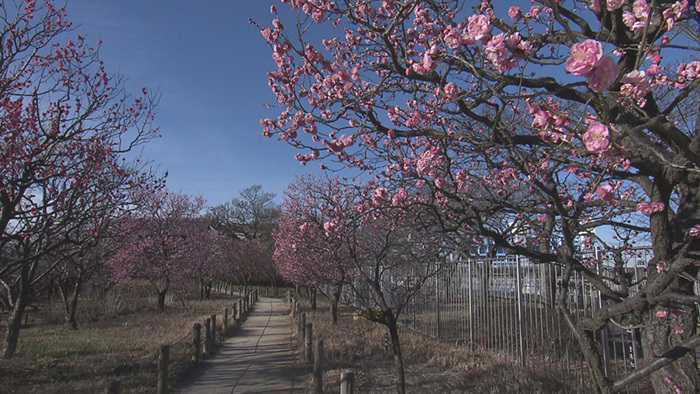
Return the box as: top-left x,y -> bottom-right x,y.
177,297 -> 306,394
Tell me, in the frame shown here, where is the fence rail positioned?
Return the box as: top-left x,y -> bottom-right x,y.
334,247 -> 659,392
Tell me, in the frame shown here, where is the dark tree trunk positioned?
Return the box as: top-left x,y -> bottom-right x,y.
157,289 -> 168,312
59,272 -> 83,330
2,267 -> 30,358
387,316 -> 406,394
310,288 -> 317,310
331,284 -> 342,326
204,282 -> 212,300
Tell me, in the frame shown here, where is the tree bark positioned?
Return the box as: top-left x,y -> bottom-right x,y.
157,289 -> 168,312
2,267 -> 30,358
310,288 -> 317,310
59,272 -> 83,330
387,318 -> 406,394
331,284 -> 342,326
641,298 -> 700,392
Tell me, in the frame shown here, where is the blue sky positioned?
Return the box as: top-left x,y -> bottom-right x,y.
66,1 -> 309,207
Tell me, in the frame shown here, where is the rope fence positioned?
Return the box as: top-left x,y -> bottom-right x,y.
104,289 -> 259,394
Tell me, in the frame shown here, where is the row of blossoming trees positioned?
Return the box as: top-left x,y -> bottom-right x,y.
106,187 -> 277,312
261,0 -> 700,393
0,0 -> 276,360
0,0 -> 162,358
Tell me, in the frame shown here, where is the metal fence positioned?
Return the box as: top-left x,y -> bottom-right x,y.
335,247 -> 656,391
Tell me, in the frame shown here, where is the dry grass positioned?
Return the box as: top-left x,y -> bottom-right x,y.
295,299 -> 574,393
0,284 -> 241,393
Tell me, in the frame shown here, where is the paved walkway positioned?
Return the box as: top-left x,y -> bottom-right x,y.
177,297 -> 306,394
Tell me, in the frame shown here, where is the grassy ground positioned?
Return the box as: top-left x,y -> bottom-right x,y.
2,287 -> 578,393
292,297 -> 578,393
0,285 -> 241,393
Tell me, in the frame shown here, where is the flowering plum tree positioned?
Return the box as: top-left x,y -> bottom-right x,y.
274,174 -> 355,323
274,174 -> 447,393
0,1 -> 159,358
259,1 -> 700,392
107,191 -> 208,311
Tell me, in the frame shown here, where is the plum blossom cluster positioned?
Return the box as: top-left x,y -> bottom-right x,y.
527,98 -> 570,143
565,39 -> 619,92
674,61 -> 700,88
620,70 -> 651,107
411,5 -> 534,75
637,201 -> 665,215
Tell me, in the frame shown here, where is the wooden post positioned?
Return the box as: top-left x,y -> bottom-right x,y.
233,303 -> 239,322
204,318 -> 211,354
305,322 -> 313,362
157,344 -> 170,394
340,370 -> 354,394
313,339 -> 323,393
299,313 -> 306,340
192,323 -> 201,364
223,307 -> 229,333
210,314 -> 217,342
105,380 -> 121,394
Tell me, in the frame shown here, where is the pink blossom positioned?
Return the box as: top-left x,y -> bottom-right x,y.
590,0 -> 602,13
663,1 -> 689,31
689,224 -> 700,237
588,56 -> 619,92
674,325 -> 685,334
391,188 -> 408,206
443,27 -> 465,49
442,82 -> 459,101
596,184 -> 615,201
637,202 -> 654,215
657,260 -> 667,273
372,187 -> 388,205
623,0 -> 650,31
508,6 -> 522,20
323,220 -> 337,233
484,34 -> 513,72
505,33 -> 532,60
676,61 -> 700,87
583,122 -> 610,153
467,14 -> 490,41
566,39 -> 602,77
526,6 -> 541,19
620,70 -> 650,105
656,310 -> 669,318
261,27 -> 279,43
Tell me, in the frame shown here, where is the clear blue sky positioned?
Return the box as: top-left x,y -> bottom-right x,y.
66,1 -> 309,207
